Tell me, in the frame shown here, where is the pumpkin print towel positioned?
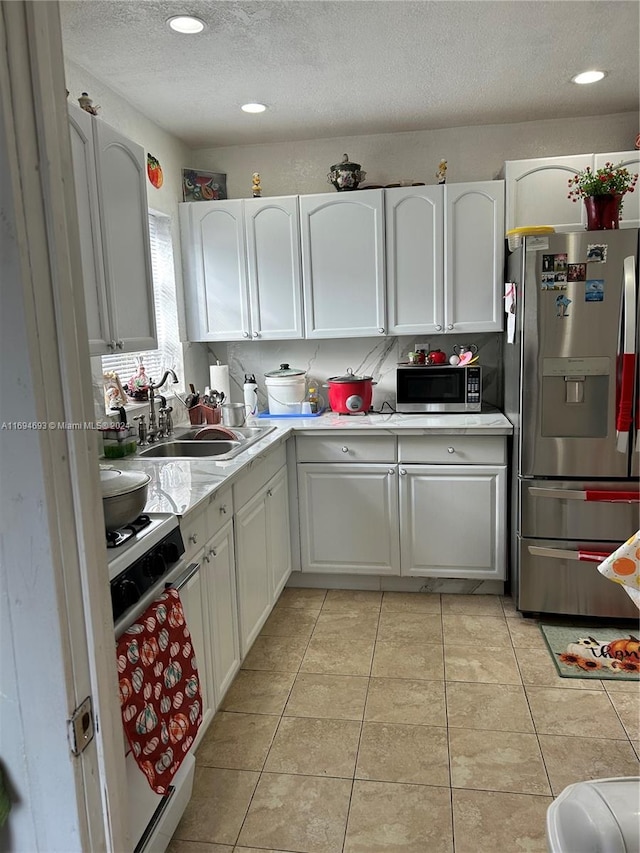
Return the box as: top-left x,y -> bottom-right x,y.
597,530 -> 640,610
116,588 -> 202,794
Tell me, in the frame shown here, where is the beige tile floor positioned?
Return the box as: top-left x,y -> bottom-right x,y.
170,590 -> 640,853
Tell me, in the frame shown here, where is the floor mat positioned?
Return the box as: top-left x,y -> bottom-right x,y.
539,623 -> 640,681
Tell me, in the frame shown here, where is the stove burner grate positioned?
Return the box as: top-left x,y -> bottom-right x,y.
106,514 -> 152,548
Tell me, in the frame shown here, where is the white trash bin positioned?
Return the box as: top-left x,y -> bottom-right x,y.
546,777 -> 640,853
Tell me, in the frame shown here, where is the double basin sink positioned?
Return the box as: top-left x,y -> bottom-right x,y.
137,426 -> 275,461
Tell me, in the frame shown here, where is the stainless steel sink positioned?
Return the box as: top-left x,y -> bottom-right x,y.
136,425 -> 276,461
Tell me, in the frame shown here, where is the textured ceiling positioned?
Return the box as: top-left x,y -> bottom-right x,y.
60,0 -> 640,149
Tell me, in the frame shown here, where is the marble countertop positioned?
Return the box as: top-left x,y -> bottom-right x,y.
112,409 -> 512,519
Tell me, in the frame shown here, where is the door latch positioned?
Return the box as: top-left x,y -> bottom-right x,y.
68,696 -> 95,756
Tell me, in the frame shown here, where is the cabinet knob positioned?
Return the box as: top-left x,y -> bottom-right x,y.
447,446 -> 455,453
447,324 -> 454,331
108,340 -> 116,350
378,328 -> 385,334
209,547 -> 217,558
399,468 -> 407,476
388,468 -> 395,475
203,552 -> 210,563
436,325 -> 443,331
219,505 -> 227,514
116,339 -> 124,349
189,533 -> 198,545
253,331 -> 259,338
242,331 -> 250,338
341,446 -> 349,453
266,489 -> 273,497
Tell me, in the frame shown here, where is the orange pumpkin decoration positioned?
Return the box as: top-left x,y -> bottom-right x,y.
604,635 -> 640,660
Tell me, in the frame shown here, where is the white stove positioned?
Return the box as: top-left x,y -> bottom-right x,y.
106,513 -> 179,582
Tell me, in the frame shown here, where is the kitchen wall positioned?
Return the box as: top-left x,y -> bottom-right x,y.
207,333 -> 501,413
190,111 -> 638,198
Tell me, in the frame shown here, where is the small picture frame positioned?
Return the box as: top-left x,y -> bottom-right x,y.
182,168 -> 227,202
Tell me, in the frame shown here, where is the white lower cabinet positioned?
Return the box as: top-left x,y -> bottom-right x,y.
398,464 -> 506,580
267,465 -> 293,599
296,434 -> 507,580
202,520 -> 240,704
177,554 -> 214,733
297,463 -> 400,574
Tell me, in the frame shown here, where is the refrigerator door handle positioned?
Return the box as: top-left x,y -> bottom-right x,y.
528,545 -> 613,563
528,487 -> 640,502
616,255 -> 637,452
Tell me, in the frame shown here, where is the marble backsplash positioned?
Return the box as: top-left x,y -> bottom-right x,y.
208,333 -> 504,414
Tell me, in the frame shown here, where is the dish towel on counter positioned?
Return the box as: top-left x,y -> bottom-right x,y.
597,531 -> 640,610
116,588 -> 202,794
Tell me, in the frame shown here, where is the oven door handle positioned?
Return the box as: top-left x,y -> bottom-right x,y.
166,561 -> 200,591
528,545 -> 613,563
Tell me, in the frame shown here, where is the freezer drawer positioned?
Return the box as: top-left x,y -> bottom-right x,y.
520,479 -> 640,540
518,536 -> 639,619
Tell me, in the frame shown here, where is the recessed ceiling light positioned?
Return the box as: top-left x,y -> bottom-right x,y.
241,103 -> 267,113
167,15 -> 206,34
572,70 -> 606,85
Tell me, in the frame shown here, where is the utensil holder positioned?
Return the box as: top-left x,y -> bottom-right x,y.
188,404 -> 221,426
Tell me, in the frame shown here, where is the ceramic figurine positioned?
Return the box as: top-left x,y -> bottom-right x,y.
126,357 -> 151,401
252,172 -> 262,197
436,159 -> 447,184
78,92 -> 99,115
327,154 -> 366,191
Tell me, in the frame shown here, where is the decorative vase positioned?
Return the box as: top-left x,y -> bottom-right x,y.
584,194 -> 620,230
327,154 -> 366,191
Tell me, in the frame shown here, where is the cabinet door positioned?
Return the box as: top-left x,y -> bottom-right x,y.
176,557 -> 214,731
93,120 -> 157,352
445,181 -> 504,333
300,191 -> 386,338
505,154 -> 592,232
399,464 -> 506,580
68,105 -> 112,355
385,186 -> 444,334
266,466 -> 292,599
204,521 -> 241,705
234,488 -> 271,655
245,197 -> 303,339
297,463 -> 400,574
181,200 -> 250,341
594,151 -> 640,229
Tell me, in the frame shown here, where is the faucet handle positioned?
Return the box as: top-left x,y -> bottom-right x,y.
134,414 -> 148,445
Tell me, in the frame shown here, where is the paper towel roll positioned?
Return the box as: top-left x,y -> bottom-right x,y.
209,363 -> 231,402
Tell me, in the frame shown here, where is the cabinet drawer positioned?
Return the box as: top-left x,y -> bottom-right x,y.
296,434 -> 396,463
234,443 -> 286,509
398,435 -> 505,464
180,506 -> 207,560
207,485 -> 233,538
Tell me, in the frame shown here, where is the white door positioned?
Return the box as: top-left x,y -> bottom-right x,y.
385,185 -> 444,334
593,151 -> 640,229
183,200 -> 250,341
300,191 -> 387,338
176,557 -> 213,734
445,181 -> 504,333
399,464 -> 506,579
93,119 -> 157,352
234,489 -> 271,655
205,521 -> 241,704
245,196 -> 304,339
505,154 -> 592,232
297,463 -> 400,574
266,465 -> 292,599
67,104 -> 112,354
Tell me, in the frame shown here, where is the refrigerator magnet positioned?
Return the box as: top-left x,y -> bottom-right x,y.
554,253 -> 568,272
555,294 -> 572,317
541,273 -> 555,290
586,244 -> 607,263
585,280 -> 605,302
542,254 -> 555,272
568,263 -> 586,282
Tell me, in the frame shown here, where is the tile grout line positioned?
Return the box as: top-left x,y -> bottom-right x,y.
440,596 -> 457,853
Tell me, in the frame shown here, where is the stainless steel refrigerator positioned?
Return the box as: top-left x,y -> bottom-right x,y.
504,229 -> 639,619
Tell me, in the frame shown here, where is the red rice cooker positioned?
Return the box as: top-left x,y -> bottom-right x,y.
324,368 -> 376,414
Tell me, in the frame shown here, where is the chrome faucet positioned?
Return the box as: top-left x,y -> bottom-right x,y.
148,369 -> 179,441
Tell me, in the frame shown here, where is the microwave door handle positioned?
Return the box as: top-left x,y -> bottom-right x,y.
616,255 -> 636,452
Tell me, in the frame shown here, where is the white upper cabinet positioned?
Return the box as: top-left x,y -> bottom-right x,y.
68,104 -> 156,354
445,181 -> 504,333
386,186 -> 444,335
505,151 -> 640,232
180,196 -> 303,342
300,191 -> 386,338
385,181 -> 504,335
593,151 -> 640,229
245,197 -> 304,339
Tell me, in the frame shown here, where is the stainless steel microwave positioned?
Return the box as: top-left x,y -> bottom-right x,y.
396,365 -> 482,413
